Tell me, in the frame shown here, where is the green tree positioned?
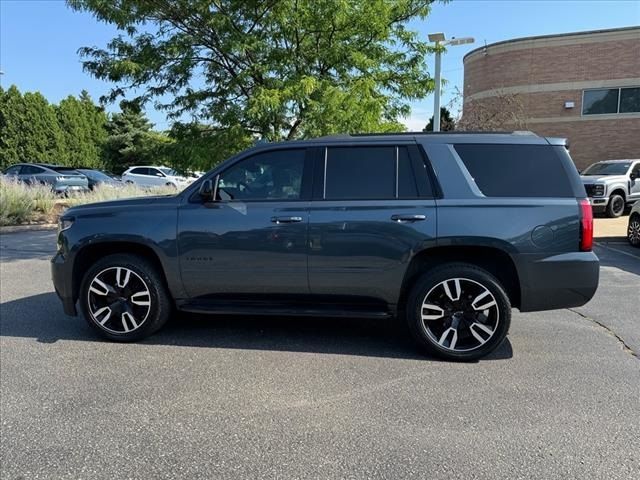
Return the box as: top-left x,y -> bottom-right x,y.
56,95 -> 107,168
104,100 -> 163,173
0,85 -> 67,168
78,90 -> 109,165
68,0 -> 440,163
423,106 -> 455,132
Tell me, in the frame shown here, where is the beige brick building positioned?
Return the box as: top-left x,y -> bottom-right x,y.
462,27 -> 640,169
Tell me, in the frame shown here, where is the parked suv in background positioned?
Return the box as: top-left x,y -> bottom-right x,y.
580,159 -> 640,217
121,166 -> 192,189
3,163 -> 89,194
52,132 -> 599,361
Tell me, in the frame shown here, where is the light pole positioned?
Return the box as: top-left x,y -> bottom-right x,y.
428,33 -> 474,132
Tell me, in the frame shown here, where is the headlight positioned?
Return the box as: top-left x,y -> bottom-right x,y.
58,217 -> 74,232
593,184 -> 605,197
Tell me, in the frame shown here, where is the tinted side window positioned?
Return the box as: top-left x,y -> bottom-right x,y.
21,165 -> 44,175
130,168 -> 148,175
325,147 -> 395,199
4,166 -> 23,175
454,144 -> 574,198
218,149 -> 306,201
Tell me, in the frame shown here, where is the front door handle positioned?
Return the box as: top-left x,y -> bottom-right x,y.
271,216 -> 303,224
391,214 -> 426,223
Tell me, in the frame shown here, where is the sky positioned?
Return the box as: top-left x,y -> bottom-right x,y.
1,0 -> 639,132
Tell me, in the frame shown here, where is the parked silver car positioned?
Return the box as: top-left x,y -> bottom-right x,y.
628,201 -> 640,248
3,163 -> 89,194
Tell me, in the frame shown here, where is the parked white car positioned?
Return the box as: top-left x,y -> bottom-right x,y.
121,166 -> 193,189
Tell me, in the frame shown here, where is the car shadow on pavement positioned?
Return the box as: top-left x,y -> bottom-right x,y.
594,244 -> 640,276
0,292 -> 513,362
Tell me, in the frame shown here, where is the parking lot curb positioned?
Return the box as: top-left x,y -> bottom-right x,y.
0,224 -> 57,234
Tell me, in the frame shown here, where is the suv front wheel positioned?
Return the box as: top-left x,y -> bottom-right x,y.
79,254 -> 172,341
406,263 -> 511,361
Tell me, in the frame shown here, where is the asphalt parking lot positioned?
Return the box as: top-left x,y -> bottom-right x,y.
1,229 -> 639,479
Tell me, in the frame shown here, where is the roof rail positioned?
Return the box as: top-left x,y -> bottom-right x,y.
348,131 -> 537,137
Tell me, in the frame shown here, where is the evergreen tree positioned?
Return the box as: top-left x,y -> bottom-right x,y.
78,90 -> 108,165
56,92 -> 107,168
423,107 -> 456,132
0,86 -> 67,168
104,100 -> 157,173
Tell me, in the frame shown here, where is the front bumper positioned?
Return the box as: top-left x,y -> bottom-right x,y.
587,196 -> 608,212
51,252 -> 77,316
516,251 -> 599,312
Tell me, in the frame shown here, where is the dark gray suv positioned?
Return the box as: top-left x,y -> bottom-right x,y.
51,132 -> 599,361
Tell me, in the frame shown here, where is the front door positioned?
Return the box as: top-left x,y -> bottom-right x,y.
178,148 -> 312,299
308,144 -> 438,306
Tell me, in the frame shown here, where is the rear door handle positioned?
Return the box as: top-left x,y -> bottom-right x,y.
271,216 -> 303,224
391,214 -> 426,223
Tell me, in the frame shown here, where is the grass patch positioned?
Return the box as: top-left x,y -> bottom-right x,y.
0,178 -> 178,226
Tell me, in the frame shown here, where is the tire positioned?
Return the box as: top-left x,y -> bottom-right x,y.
606,194 -> 625,218
405,263 -> 511,361
628,214 -> 640,247
79,254 -> 172,342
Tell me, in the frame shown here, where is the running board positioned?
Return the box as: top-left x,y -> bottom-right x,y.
177,300 -> 393,319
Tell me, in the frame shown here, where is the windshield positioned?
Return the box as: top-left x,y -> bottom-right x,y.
80,169 -> 114,181
159,167 -> 178,176
582,162 -> 631,176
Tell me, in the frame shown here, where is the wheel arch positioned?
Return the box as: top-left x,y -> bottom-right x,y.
72,241 -> 169,304
398,245 -> 521,310
608,187 -> 626,201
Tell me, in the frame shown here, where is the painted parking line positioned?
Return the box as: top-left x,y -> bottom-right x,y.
595,242 -> 640,260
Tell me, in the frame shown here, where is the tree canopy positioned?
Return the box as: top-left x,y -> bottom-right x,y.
68,0 -> 441,163
423,106 -> 455,132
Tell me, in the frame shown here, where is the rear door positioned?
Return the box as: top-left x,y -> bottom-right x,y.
307,143 -> 438,305
128,167 -> 150,186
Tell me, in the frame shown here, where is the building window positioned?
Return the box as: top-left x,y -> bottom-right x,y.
582,87 -> 640,115
620,87 -> 640,113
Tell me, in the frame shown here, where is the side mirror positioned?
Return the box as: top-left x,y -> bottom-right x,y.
198,178 -> 215,202
631,172 -> 637,181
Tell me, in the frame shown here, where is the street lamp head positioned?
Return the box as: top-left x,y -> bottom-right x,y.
447,37 -> 475,46
428,32 -> 446,42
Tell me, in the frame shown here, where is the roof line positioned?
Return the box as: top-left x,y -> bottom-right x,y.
464,25 -> 640,60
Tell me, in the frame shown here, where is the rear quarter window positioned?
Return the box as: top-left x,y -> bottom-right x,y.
454,144 -> 575,198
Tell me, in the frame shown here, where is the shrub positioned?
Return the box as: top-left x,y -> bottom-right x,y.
0,177 -> 179,226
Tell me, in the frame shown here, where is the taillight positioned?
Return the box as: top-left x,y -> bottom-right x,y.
579,198 -> 593,252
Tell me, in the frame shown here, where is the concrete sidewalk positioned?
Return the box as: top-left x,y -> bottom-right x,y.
594,216 -> 628,240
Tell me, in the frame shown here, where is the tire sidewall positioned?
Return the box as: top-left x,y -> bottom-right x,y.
607,194 -> 625,218
629,215 -> 640,247
406,264 -> 511,361
79,254 -> 169,342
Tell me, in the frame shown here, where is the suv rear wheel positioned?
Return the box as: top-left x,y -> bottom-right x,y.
406,263 -> 511,361
79,254 -> 172,341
